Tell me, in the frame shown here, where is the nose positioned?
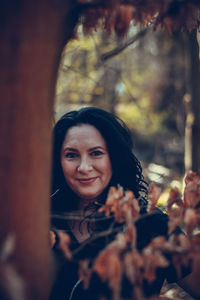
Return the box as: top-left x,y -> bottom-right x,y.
77,156 -> 93,173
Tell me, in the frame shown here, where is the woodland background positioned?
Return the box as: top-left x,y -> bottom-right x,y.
55,24 -> 199,191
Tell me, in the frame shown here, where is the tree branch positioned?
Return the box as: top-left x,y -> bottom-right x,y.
100,28 -> 148,62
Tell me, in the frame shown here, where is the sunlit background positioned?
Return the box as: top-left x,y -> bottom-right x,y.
55,23 -> 194,195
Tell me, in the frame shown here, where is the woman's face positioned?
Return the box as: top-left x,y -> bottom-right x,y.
60,124 -> 112,202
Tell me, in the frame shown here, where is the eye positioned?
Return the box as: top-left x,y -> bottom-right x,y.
65,152 -> 78,159
91,150 -> 104,157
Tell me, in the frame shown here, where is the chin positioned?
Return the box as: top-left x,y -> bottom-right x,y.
79,192 -> 100,201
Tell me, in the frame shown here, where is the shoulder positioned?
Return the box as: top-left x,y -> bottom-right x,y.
136,208 -> 169,232
135,208 -> 169,251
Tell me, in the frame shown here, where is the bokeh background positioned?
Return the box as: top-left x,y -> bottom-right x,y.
55,24 -> 198,191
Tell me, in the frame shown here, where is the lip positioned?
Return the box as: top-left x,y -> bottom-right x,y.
77,177 -> 98,184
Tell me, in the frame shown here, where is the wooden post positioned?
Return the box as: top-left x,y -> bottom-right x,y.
0,1 -> 79,299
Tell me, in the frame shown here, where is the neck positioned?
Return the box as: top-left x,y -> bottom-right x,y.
68,210 -> 92,243
77,198 -> 96,211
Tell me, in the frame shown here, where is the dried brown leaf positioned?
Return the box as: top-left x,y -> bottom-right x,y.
167,208 -> 183,235
79,259 -> 92,289
124,251 -> 144,284
55,230 -> 72,260
184,172 -> 200,208
167,187 -> 183,210
184,208 -> 198,235
147,184 -> 162,212
143,249 -> 168,283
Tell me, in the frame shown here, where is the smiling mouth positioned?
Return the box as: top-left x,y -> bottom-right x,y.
77,177 -> 98,184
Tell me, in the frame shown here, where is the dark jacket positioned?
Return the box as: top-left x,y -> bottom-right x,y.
50,209 -> 190,300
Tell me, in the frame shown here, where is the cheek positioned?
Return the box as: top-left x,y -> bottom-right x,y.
103,158 -> 112,180
61,160 -> 74,179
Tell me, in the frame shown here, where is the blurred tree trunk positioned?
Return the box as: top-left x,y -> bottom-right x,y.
0,1 -> 79,299
91,31 -> 120,113
92,60 -> 120,114
185,31 -> 200,172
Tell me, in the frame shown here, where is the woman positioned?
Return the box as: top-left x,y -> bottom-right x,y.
50,107 -> 199,300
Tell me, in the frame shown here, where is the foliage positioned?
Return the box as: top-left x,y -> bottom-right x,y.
78,0 -> 200,37
55,172 -> 200,299
82,172 -> 200,299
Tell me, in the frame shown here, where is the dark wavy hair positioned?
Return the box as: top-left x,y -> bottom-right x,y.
51,107 -> 148,215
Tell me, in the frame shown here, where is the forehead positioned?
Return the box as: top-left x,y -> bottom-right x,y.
62,124 -> 107,148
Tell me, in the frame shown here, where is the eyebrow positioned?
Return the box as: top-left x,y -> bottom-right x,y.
63,147 -> 77,152
63,146 -> 106,152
